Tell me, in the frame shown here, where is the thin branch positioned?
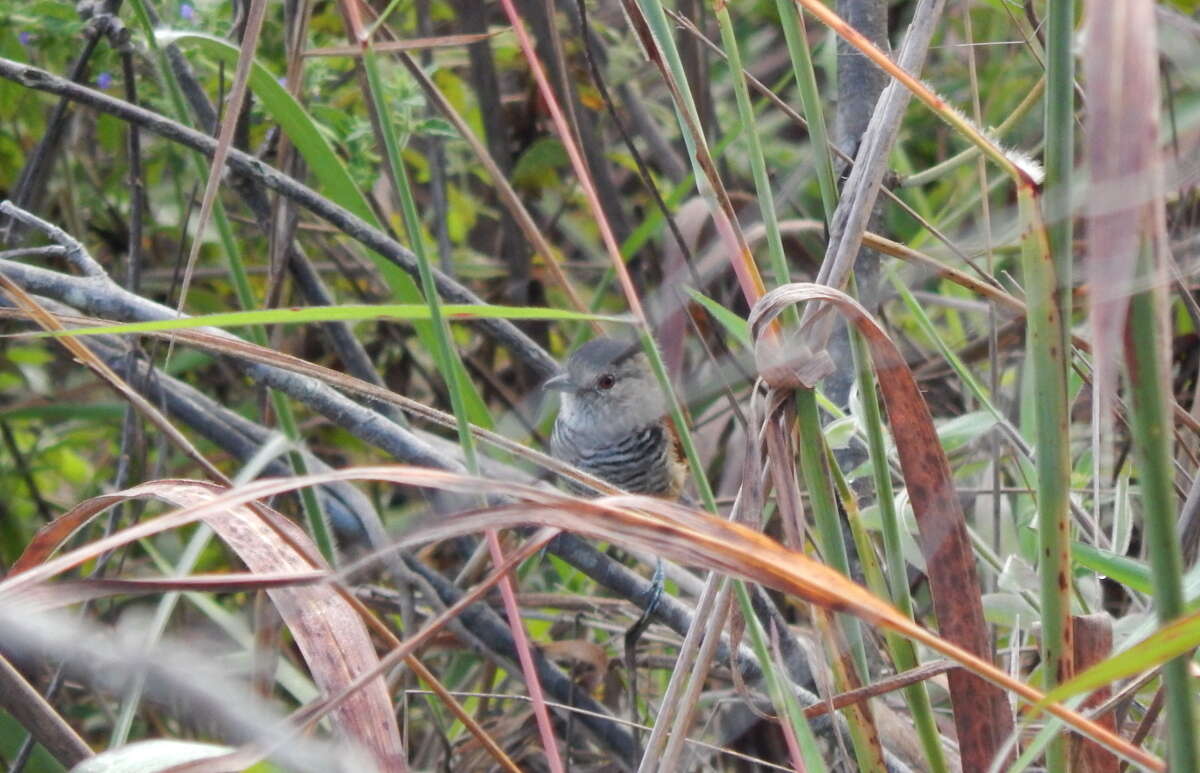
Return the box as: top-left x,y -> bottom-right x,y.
0,56 -> 560,379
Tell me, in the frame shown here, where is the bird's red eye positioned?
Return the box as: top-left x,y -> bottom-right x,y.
597,374 -> 616,390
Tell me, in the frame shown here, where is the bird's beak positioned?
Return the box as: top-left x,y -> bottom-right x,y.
543,372 -> 573,392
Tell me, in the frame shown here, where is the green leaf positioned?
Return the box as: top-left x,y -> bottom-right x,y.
824,415 -> 857,450
1072,542 -> 1151,595
684,288 -> 750,346
5,345 -> 53,365
413,116 -> 458,139
936,411 -> 998,452
154,31 -> 378,227
512,137 -> 568,189
40,304 -> 624,338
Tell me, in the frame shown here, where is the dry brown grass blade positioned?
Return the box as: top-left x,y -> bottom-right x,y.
0,278 -> 228,484
173,0 -> 268,319
304,31 -> 500,57
802,661 -> 956,719
402,490 -> 1159,769
5,480 -> 405,772
748,283 -> 1015,766
0,652 -> 93,768
3,468 -> 1161,767
4,477 -> 528,773
9,571 -> 330,611
8,490 -> 137,575
1083,0 -> 1162,442
225,521 -> 555,773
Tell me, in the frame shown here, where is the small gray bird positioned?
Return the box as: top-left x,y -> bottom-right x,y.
544,337 -> 687,499
545,337 -> 683,746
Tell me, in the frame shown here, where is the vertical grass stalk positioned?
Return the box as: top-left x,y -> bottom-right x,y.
1041,2 -> 1075,766
733,581 -> 829,772
776,0 -> 838,221
1126,246 -> 1198,770
360,50 -> 479,472
715,6 -> 787,285
631,0 -> 767,302
793,388 -> 868,675
1018,187 -> 1073,766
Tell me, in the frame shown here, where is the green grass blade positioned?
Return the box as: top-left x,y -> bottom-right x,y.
1044,6 -> 1077,764
1127,245 -> 1199,769
683,289 -> 750,347
776,0 -> 838,222
129,6 -> 335,564
715,7 -> 787,286
41,304 -> 621,338
734,580 -> 829,772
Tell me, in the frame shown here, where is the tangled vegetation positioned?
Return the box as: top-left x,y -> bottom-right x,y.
0,1 -> 1199,771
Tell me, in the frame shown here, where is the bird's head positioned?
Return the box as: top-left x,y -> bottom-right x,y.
544,337 -> 665,437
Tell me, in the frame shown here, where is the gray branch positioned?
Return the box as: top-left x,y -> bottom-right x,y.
0,56 -> 559,379
815,0 -> 948,308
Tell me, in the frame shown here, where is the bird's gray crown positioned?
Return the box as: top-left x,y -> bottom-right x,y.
565,337 -> 641,381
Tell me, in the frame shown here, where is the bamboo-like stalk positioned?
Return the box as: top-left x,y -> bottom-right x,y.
1041,3 -> 1076,769
1126,245 -> 1198,771
1018,186 -> 1073,770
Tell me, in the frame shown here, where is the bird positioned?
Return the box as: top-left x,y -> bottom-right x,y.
543,337 -> 687,500
544,337 -> 688,750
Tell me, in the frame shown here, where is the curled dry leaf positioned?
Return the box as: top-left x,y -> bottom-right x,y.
753,330 -> 835,390
748,283 -> 1014,768
3,480 -> 405,773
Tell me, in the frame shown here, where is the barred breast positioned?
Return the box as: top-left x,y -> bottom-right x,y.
551,420 -> 683,498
